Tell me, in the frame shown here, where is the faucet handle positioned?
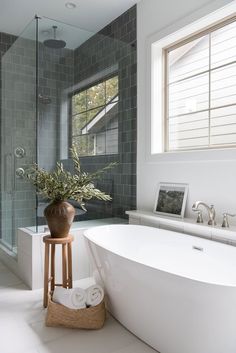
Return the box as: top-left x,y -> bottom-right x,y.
222,213 -> 236,228
210,204 -> 216,215
193,209 -> 203,223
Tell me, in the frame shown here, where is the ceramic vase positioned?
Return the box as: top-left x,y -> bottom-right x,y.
44,201 -> 75,238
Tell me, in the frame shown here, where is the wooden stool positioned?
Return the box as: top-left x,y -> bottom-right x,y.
43,235 -> 74,308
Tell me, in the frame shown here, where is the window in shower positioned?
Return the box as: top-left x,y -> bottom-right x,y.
164,16 -> 236,152
71,75 -> 119,156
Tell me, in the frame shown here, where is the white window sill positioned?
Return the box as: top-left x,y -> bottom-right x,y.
147,146 -> 236,164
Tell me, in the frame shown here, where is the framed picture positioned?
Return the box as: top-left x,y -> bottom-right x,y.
153,182 -> 188,218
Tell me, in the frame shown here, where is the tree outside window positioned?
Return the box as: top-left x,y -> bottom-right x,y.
71,76 -> 119,156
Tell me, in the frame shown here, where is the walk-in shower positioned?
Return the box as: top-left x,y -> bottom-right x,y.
0,8 -> 137,253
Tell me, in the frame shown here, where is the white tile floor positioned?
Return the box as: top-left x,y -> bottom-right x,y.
0,261 -> 157,353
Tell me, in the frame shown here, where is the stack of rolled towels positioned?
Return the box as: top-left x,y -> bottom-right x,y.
52,277 -> 104,310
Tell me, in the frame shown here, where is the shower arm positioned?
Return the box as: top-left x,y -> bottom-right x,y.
53,26 -> 57,39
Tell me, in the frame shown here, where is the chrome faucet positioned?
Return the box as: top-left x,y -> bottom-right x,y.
192,201 -> 216,226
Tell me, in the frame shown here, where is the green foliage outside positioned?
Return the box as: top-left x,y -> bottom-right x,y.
72,76 -> 118,156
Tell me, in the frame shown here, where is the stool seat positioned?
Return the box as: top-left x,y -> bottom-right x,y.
43,234 -> 74,308
43,235 -> 74,244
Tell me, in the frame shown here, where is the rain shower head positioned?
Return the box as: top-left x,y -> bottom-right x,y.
43,26 -> 66,49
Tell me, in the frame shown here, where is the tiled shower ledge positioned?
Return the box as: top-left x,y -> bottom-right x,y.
1,217 -> 127,290
126,210 -> 236,246
26,217 -> 127,234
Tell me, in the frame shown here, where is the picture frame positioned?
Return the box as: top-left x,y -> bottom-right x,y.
153,182 -> 188,218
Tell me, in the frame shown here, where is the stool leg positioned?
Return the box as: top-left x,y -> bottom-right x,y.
51,244 -> 55,292
68,242 -> 73,288
44,243 -> 50,308
62,244 -> 67,288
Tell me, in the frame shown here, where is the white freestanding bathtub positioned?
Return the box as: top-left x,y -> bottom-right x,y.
84,224 -> 236,353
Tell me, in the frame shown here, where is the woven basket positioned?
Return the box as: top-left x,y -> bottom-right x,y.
46,294 -> 106,329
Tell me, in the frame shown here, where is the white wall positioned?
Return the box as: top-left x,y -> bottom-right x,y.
137,0 -> 236,225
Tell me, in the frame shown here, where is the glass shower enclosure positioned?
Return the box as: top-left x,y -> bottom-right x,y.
0,14 -> 136,253
0,16 -> 96,251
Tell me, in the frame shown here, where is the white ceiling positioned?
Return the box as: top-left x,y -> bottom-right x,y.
0,0 -> 139,37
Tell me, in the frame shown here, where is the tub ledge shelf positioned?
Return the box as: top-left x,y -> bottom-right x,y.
125,209 -> 236,246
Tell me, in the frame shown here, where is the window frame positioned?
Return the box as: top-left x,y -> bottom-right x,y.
163,15 -> 236,153
144,1 -> 236,164
69,73 -> 119,157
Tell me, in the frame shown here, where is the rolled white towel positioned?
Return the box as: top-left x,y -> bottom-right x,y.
86,284 -> 104,307
53,287 -> 86,309
70,287 -> 87,309
74,277 -> 104,307
53,287 -> 69,306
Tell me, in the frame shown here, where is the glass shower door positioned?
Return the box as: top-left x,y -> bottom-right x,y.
0,19 -> 37,251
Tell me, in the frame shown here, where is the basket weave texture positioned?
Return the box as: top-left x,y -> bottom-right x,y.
46,294 -> 106,329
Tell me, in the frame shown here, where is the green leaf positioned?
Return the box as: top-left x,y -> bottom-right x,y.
25,144 -> 118,208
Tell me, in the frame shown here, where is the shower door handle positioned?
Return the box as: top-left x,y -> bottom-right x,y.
15,168 -> 25,178
4,153 -> 13,194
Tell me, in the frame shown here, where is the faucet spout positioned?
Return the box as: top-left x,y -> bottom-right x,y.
192,201 -> 216,226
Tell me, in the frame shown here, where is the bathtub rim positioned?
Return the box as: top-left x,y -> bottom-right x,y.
84,224 -> 236,289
